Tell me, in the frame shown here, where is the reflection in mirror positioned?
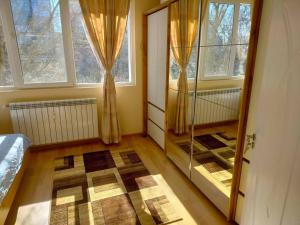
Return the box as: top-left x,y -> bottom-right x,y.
191,0 -> 252,214
166,0 -> 252,216
166,0 -> 200,177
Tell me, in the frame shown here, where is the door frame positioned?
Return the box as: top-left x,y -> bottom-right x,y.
228,0 -> 264,220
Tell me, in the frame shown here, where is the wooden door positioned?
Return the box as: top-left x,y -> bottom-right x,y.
242,0 -> 300,224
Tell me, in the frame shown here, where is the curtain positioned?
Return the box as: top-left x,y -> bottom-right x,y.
170,0 -> 207,135
79,0 -> 130,144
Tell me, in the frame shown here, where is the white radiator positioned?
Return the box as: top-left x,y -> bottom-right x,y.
188,88 -> 241,125
9,98 -> 99,145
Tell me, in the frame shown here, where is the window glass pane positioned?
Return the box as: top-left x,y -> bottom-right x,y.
170,46 -> 198,80
204,3 -> 234,77
69,0 -> 102,83
204,45 -> 231,76
11,0 -> 67,84
0,16 -> 13,86
69,0 -> 130,84
113,25 -> 130,83
169,28 -> 199,80
237,4 -> 251,44
233,4 -> 251,76
169,53 -> 178,80
206,3 -> 234,46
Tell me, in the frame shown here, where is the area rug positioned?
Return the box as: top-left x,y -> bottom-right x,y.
50,149 -> 182,225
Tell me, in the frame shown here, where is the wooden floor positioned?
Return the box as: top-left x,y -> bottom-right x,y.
5,135 -> 234,225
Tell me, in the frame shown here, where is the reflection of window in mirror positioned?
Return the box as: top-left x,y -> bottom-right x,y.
200,1 -> 252,80
169,42 -> 198,80
169,17 -> 200,81
169,1 -> 252,82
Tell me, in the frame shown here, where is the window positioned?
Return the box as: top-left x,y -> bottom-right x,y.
69,0 -> 103,84
69,0 -> 130,84
0,0 -> 132,88
0,15 -> 13,87
201,1 -> 252,80
10,0 -> 68,84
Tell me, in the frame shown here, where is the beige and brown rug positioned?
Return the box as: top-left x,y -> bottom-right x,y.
176,132 -> 237,189
50,149 -> 182,225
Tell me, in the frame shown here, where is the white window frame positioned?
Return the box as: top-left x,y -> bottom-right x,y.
198,0 -> 252,81
72,2 -> 135,87
0,0 -> 134,90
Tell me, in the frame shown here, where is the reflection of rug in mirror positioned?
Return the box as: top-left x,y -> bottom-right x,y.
175,133 -> 235,190
176,141 -> 205,155
196,152 -> 231,172
50,149 -> 182,225
216,132 -> 237,141
194,134 -> 227,150
194,151 -> 233,189
218,149 -> 236,164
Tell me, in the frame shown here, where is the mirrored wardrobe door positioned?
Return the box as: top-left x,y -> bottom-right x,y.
165,0 -> 200,177
190,0 -> 253,215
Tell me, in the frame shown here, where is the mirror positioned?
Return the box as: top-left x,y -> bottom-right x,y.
166,0 -> 253,215
166,0 -> 200,177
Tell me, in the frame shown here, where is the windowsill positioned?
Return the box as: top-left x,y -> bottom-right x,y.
76,81 -> 136,88
169,75 -> 245,82
200,75 -> 245,81
0,81 -> 136,93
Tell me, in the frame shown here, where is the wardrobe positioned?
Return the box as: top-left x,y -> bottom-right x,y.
143,0 -> 262,223
144,7 -> 169,150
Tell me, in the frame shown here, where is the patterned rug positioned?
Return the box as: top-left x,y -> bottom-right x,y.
50,149 -> 182,225
176,132 -> 236,189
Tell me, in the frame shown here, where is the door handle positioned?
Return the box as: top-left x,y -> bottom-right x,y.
245,133 -> 256,154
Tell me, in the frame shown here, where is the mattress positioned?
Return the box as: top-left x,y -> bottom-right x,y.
0,134 -> 31,203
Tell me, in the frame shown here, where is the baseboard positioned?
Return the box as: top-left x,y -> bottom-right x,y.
193,120 -> 239,130
167,120 -> 238,134
29,133 -> 144,151
122,132 -> 144,137
29,138 -> 102,151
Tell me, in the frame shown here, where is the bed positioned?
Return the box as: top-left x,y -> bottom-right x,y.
0,134 -> 31,224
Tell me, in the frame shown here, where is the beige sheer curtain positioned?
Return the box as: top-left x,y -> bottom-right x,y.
170,0 -> 207,135
79,0 -> 130,144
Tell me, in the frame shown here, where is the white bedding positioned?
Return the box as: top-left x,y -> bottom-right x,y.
0,134 -> 30,203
